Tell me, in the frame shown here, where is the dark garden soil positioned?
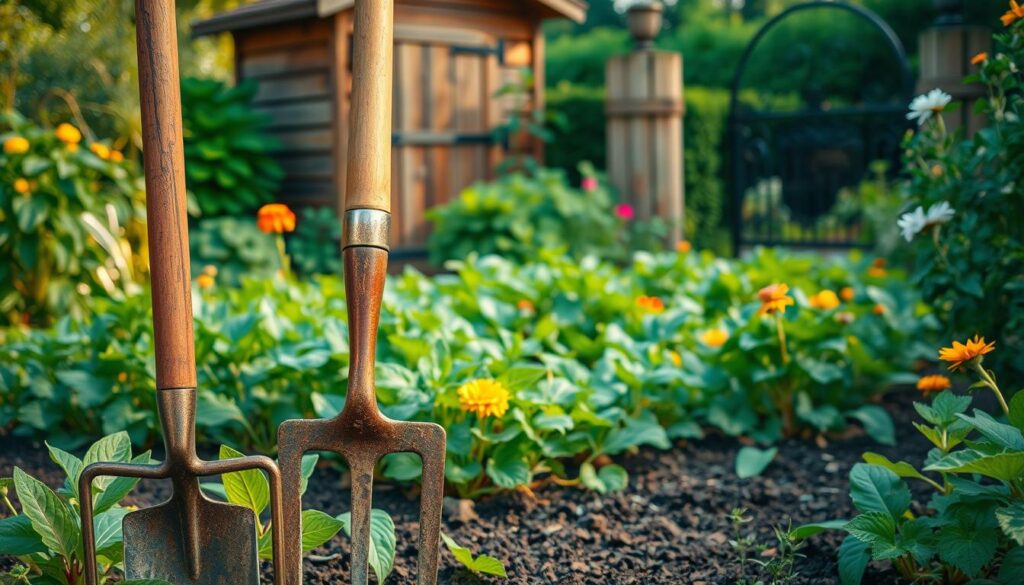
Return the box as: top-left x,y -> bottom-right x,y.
0,391 -> 938,585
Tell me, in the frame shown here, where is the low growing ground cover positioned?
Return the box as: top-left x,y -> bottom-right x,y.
0,248 -> 936,499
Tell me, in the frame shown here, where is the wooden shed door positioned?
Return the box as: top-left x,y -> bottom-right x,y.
390,30 -> 504,253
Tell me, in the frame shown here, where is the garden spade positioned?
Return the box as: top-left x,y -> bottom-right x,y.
275,1 -> 446,584
77,1 -> 285,584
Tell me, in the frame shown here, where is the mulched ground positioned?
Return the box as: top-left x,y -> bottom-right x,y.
1,391 -> 937,584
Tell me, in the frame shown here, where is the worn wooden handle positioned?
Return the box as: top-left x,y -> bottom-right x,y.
136,0 -> 196,390
345,0 -> 394,213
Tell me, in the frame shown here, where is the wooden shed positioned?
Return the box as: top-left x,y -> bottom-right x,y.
193,0 -> 587,258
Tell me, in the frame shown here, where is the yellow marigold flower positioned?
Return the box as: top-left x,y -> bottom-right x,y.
517,299 -> 535,313
90,143 -> 111,160
55,123 -> 82,144
13,178 -> 31,194
809,290 -> 840,310
840,287 -> 855,302
939,336 -> 996,371
457,379 -> 510,418
676,240 -> 692,253
756,283 -> 794,316
3,136 -> 29,154
110,150 -> 125,163
636,295 -> 665,314
257,203 -> 296,234
668,350 -> 682,367
699,328 -> 729,348
196,274 -> 215,289
917,375 -> 951,395
971,52 -> 989,65
66,143 -> 79,153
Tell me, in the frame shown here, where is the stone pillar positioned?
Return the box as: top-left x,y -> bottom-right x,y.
605,1 -> 685,244
918,0 -> 991,134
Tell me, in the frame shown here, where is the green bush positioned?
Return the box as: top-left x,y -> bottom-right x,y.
425,165 -> 622,265
189,216 -> 281,285
180,77 -> 284,217
546,84 -> 732,252
896,23 -> 1024,380
0,248 -> 936,497
0,111 -> 145,326
288,206 -> 343,276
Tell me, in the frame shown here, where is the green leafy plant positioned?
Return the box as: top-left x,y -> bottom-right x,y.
798,339 -> 1024,583
0,111 -> 145,326
897,17 -> 1024,381
180,77 -> 284,217
189,216 -> 280,286
287,206 -> 342,276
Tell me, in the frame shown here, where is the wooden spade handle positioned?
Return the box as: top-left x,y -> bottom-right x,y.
345,0 -> 394,213
136,0 -> 196,390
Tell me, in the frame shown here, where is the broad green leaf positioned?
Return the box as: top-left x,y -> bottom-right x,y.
791,519 -> 847,540
848,464 -> 910,519
94,507 -> 130,555
83,432 -> 132,492
603,413 -> 670,455
195,391 -> 246,427
1009,391 -> 1024,431
219,445 -> 270,515
861,453 -> 927,482
486,457 -> 531,489
46,443 -> 83,499
93,451 -> 153,515
735,446 -> 778,479
925,451 -> 1024,481
298,509 -> 344,553
844,512 -> 900,560
929,391 -> 973,424
299,454 -> 319,497
937,525 -> 998,577
338,509 -> 396,583
838,535 -> 870,585
848,406 -> 895,446
999,547 -> 1024,583
956,410 -> 1024,450
441,532 -> 508,578
579,463 -> 628,495
0,515 -> 47,556
380,453 -> 423,482
996,501 -> 1024,546
13,468 -> 80,560
497,366 -> 546,392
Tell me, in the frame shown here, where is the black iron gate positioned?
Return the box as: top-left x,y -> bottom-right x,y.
728,1 -> 913,253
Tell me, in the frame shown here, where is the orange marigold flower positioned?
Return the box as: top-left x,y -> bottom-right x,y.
872,304 -> 887,316
699,328 -> 729,348
636,295 -> 665,314
4,136 -> 29,154
756,283 -> 794,316
809,290 -> 840,310
517,299 -> 535,313
55,123 -> 82,144
840,287 -> 855,302
939,336 -> 996,371
109,150 -> 125,163
196,274 -> 215,289
117,372 -> 129,383
676,240 -> 692,253
66,143 -> 79,153
90,143 -> 111,160
971,52 -> 989,65
13,178 -> 31,194
917,374 -> 952,395
1003,1 -> 1024,26
867,266 -> 887,278
457,379 -> 510,418
257,203 -> 296,234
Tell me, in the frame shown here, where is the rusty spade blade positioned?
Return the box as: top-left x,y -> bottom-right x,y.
78,2 -> 284,584
276,2 -> 446,584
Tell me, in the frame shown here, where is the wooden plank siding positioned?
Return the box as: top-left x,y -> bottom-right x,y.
236,19 -> 337,207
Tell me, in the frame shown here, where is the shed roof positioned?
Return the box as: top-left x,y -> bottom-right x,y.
193,0 -> 587,37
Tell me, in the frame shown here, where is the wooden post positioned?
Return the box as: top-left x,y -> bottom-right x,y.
606,3 -> 685,243
917,0 -> 990,135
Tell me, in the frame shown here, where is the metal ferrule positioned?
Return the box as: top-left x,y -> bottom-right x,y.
344,208 -> 391,251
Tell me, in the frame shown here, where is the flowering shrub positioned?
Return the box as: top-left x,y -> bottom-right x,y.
801,337 -> 1024,583
897,13 -> 1024,380
0,112 -> 145,326
0,248 -> 935,496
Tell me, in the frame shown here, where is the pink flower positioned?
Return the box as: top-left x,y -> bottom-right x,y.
581,176 -> 598,192
615,203 -> 635,221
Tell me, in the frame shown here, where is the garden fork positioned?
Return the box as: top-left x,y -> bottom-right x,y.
276,1 -> 446,584
78,1 -> 284,583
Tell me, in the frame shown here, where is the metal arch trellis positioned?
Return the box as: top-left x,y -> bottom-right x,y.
727,0 -> 914,254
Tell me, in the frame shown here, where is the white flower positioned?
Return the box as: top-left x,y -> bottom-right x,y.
897,202 -> 955,241
897,207 -> 927,241
906,89 -> 952,126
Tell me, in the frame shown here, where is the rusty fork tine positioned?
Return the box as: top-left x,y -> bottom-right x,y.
414,434 -> 446,585
348,456 -> 378,585
275,431 -> 308,585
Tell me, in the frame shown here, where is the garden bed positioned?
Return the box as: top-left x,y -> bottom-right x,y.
1,392 -> 932,584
